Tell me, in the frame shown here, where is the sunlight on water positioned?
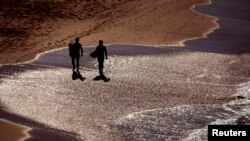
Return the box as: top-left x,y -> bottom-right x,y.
115,81 -> 250,141
0,47 -> 249,140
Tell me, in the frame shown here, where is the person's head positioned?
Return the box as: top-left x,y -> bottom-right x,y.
75,37 -> 80,43
99,40 -> 103,45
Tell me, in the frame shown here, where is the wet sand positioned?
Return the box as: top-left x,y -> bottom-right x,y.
0,0 -> 250,141
0,119 -> 30,141
0,108 -> 81,141
0,0 -> 217,64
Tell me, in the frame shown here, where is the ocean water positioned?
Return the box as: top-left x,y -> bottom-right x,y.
0,45 -> 249,140
115,81 -> 250,141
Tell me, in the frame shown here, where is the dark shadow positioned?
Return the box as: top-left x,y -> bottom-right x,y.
72,71 -> 86,81
93,75 -> 110,82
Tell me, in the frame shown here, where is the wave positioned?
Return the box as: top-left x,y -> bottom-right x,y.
115,81 -> 250,141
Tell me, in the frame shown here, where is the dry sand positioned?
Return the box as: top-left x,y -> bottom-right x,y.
0,119 -> 30,141
0,0 -> 217,64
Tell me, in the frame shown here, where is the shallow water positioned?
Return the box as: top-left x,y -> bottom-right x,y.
115,82 -> 250,141
0,45 -> 249,140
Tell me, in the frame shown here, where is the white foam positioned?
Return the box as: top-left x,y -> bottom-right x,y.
184,81 -> 250,141
117,80 -> 250,141
183,118 -> 237,141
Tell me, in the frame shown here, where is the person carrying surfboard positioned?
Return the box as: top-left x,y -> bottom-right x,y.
96,40 -> 107,76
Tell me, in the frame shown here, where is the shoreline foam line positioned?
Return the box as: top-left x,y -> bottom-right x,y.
0,43 -> 197,67
180,0 -> 220,46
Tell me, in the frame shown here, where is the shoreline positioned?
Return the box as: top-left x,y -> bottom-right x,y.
0,119 -> 31,141
0,108 -> 82,141
178,0 -> 219,46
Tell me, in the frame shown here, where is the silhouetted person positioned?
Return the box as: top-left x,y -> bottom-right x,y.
69,37 -> 83,72
96,40 -> 107,76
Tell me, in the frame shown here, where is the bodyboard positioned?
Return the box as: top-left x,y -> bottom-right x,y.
90,50 -> 98,58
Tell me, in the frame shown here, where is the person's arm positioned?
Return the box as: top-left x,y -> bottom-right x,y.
80,44 -> 83,57
104,46 -> 107,59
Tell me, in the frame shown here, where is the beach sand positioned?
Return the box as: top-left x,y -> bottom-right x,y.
0,0 -> 217,64
0,119 -> 30,141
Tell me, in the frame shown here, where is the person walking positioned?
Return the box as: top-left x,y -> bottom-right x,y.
69,37 -> 83,72
96,40 -> 107,76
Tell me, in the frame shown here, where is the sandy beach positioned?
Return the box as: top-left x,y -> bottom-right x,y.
0,0 -> 217,64
0,0 -> 250,141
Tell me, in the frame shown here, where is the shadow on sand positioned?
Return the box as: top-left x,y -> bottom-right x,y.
93,75 -> 110,82
72,71 -> 86,81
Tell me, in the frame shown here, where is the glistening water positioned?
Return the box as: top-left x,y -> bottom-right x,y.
0,45 -> 249,140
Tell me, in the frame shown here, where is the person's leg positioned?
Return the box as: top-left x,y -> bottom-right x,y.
76,56 -> 80,72
71,56 -> 75,71
98,58 -> 104,76
98,58 -> 109,82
